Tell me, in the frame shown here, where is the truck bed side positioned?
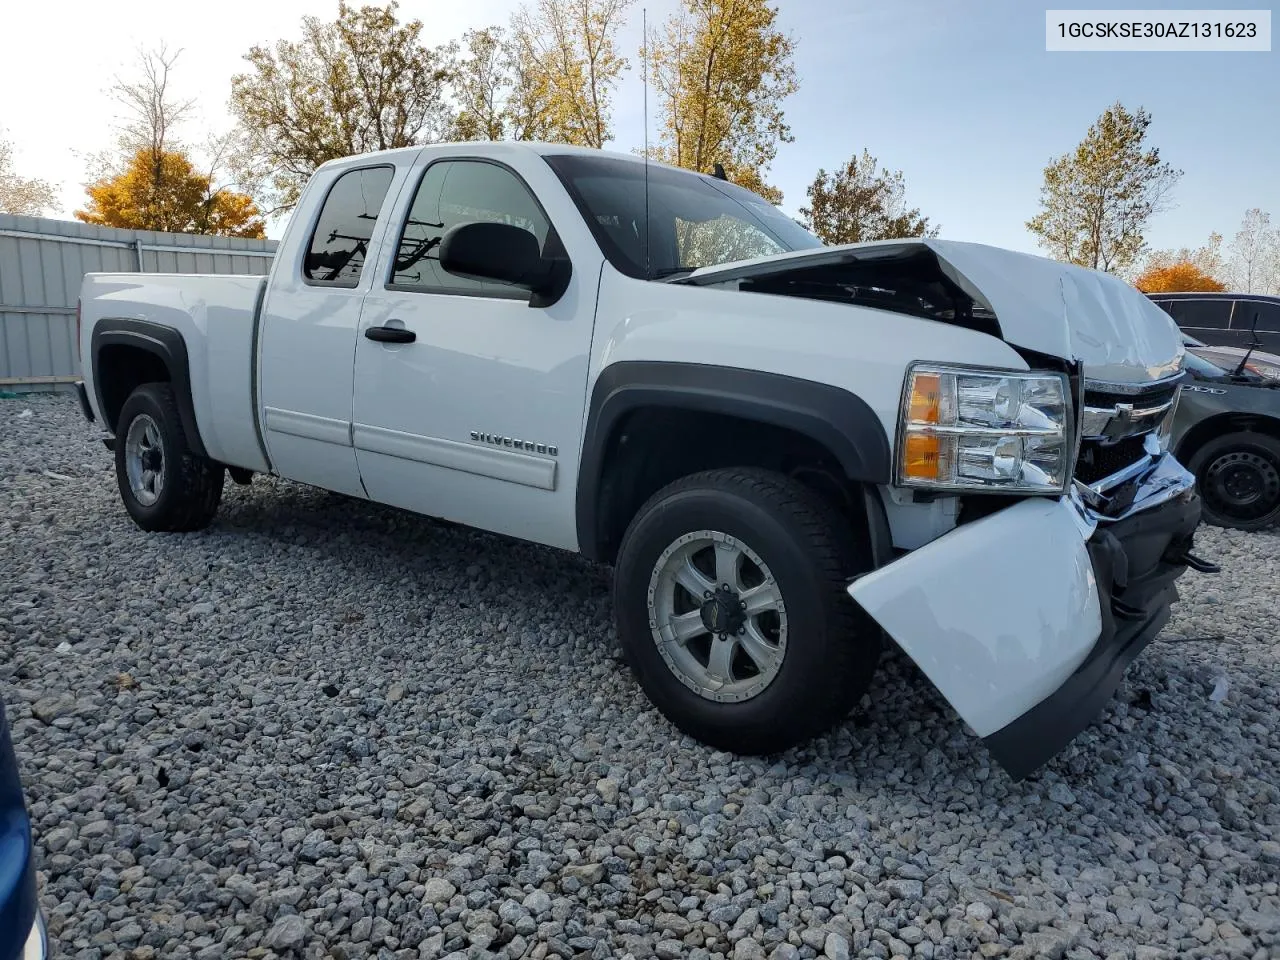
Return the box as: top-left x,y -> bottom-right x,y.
79,272 -> 271,473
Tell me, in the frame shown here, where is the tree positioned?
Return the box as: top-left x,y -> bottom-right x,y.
1026,102 -> 1181,273
1134,261 -> 1226,293
799,149 -> 938,245
229,1 -> 457,212
646,0 -> 797,203
1225,208 -> 1279,294
110,45 -> 195,162
0,132 -> 58,216
75,148 -> 265,238
453,28 -> 514,141
1142,232 -> 1224,280
508,0 -> 632,147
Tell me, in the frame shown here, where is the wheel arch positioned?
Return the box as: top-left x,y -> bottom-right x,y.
91,319 -> 208,459
1175,411 -> 1280,463
575,361 -> 893,563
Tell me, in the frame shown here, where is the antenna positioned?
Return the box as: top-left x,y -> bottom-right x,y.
1232,310 -> 1262,378
642,7 -> 651,280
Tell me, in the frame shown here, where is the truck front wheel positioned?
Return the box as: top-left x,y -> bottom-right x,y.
613,468 -> 880,755
114,382 -> 224,532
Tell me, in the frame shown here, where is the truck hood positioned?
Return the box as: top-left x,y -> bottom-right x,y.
684,239 -> 1183,385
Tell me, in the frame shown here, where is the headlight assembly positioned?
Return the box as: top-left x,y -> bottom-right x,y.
897,364 -> 1072,494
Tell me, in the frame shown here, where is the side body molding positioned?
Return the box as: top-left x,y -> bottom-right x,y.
575,360 -> 892,559
90,318 -> 208,459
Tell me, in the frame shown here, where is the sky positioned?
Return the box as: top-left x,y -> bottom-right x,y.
1,0 -> 1276,256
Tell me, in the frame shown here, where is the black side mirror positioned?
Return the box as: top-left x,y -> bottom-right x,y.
438,221 -> 569,305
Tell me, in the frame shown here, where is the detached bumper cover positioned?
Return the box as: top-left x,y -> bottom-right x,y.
850,451 -> 1203,779
983,483 -> 1201,778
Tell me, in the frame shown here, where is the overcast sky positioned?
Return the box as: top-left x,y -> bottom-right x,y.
2,0 -> 1275,254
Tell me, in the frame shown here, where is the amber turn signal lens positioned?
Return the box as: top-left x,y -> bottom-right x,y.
907,372 -> 942,424
902,433 -> 941,480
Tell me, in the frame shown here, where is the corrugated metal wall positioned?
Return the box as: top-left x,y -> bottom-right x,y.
0,214 -> 277,393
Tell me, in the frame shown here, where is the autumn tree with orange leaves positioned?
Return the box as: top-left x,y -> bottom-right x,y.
1134,261 -> 1226,294
76,149 -> 265,237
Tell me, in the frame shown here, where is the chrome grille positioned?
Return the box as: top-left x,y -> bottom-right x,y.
1075,374 -> 1182,487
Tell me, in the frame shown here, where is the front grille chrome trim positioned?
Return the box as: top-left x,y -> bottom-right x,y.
1079,399 -> 1175,440
1082,370 -> 1186,395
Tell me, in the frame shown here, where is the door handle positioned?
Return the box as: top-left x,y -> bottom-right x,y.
364,325 -> 416,344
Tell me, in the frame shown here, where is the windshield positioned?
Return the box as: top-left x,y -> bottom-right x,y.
543,153 -> 824,279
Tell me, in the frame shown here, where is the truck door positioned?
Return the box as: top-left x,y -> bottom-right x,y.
350,155 -> 599,550
257,164 -> 399,497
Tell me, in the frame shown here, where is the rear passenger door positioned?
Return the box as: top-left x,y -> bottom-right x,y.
257,164 -> 400,497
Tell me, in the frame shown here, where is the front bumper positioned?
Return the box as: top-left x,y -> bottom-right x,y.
849,450 -> 1206,779
983,480 -> 1201,778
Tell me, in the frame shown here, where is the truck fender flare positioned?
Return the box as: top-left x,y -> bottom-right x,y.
575,360 -> 892,560
91,318 -> 208,459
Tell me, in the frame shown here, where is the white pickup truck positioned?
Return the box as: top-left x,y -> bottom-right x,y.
75,142 -> 1216,779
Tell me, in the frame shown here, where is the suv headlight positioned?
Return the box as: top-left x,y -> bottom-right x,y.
896,363 -> 1072,494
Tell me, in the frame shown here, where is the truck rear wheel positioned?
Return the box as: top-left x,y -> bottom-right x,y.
114,382 -> 224,532
613,467 -> 880,755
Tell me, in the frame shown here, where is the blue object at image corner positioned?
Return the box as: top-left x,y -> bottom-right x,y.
0,699 -> 46,960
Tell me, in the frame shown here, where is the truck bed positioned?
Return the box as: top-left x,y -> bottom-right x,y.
79,273 -> 270,474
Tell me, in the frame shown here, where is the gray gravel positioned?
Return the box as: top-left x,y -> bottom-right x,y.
3,394 -> 1279,960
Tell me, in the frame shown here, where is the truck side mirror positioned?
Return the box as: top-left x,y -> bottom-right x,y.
438,221 -> 570,306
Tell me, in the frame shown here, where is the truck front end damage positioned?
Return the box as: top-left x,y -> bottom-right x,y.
850,443 -> 1207,779
839,246 -> 1217,778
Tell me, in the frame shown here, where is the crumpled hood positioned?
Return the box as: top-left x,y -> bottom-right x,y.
687,238 -> 1184,385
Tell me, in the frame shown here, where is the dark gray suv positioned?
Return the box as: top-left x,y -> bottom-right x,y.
1148,291 -> 1280,354
1171,347 -> 1280,530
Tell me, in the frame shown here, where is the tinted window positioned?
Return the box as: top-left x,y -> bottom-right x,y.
1168,298 -> 1232,330
1231,300 -> 1280,332
390,160 -> 550,297
544,153 -> 823,279
304,166 -> 394,285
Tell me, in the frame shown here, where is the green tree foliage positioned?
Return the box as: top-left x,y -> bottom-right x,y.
1027,102 -> 1181,273
229,1 -> 456,212
799,149 -> 938,245
646,0 -> 797,203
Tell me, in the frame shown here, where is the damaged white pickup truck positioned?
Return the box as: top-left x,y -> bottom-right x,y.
76,142 -> 1217,778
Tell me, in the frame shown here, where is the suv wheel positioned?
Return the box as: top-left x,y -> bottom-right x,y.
1187,430 -> 1280,531
613,467 -> 880,754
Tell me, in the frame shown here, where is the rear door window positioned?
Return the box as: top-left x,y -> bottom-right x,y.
303,166 -> 395,286
1231,300 -> 1280,332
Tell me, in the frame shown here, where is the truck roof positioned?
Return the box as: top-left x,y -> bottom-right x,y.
316,140 -> 698,177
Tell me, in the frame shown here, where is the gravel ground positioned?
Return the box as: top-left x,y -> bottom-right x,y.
2,394 -> 1279,960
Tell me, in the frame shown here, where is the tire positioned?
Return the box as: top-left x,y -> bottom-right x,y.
613,467 -> 881,755
1186,430 -> 1280,531
114,382 -> 224,532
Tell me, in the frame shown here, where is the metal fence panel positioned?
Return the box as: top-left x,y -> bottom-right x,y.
0,213 -> 277,393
